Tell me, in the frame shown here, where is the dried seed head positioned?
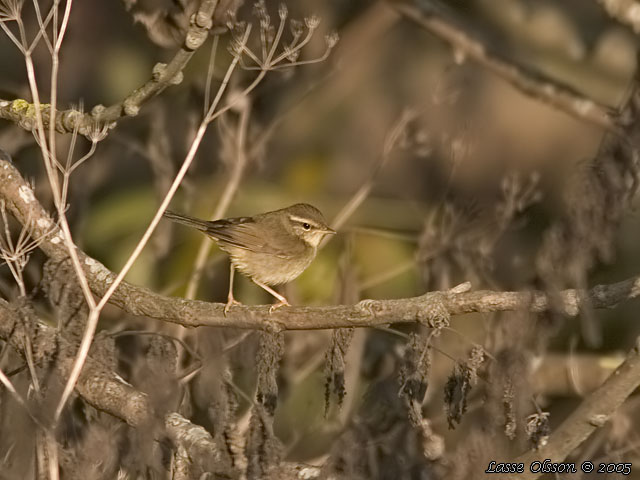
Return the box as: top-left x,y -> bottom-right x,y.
87,122 -> 109,143
325,31 -> 339,49
290,19 -> 303,37
278,3 -> 287,20
253,0 -> 270,30
284,47 -> 299,63
304,15 -> 320,29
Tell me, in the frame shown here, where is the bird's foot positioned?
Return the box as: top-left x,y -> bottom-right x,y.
224,298 -> 242,316
268,299 -> 291,313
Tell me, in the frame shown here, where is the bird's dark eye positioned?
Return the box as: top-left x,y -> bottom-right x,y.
302,223 -> 311,230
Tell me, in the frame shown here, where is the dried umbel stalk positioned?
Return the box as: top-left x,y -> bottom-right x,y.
228,0 -> 338,72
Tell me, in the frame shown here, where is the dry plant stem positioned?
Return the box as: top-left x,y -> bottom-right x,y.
35,432 -> 47,479
15,0 -> 108,427
203,35 -> 219,117
0,365 -> 36,422
19,25 -> 95,312
61,139 -> 99,207
0,200 -> 57,296
360,259 -> 416,290
392,0 -> 617,132
185,102 -> 251,299
323,109 -> 418,246
508,337 -> 640,480
51,27 -> 251,423
45,431 -> 60,480
48,0 -> 74,194
6,2 -> 98,368
0,204 -> 27,295
28,1 -> 54,54
13,1 -> 102,428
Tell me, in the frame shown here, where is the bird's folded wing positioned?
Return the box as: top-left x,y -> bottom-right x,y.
205,221 -> 294,258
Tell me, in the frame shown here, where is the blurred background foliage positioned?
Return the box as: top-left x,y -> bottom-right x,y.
1,0 -> 640,477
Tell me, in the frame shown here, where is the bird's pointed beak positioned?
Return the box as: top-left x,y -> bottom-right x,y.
323,227 -> 336,235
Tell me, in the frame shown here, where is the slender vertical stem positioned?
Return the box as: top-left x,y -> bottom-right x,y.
185,103 -> 251,299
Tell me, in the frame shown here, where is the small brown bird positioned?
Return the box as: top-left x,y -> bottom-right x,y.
164,203 -> 335,312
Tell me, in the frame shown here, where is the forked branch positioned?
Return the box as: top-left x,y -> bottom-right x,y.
0,0 -> 222,136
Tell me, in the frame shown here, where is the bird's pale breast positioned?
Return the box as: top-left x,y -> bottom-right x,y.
223,245 -> 317,285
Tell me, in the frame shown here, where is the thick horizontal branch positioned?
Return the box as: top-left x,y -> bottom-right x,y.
1,152 -> 639,331
509,337 -> 640,480
0,299 -> 237,477
0,0 -> 220,136
391,0 -> 618,132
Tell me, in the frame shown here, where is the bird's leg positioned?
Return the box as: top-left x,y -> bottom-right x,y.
252,279 -> 291,313
224,264 -> 242,315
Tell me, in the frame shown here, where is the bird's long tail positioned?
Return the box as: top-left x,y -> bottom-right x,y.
163,210 -> 211,232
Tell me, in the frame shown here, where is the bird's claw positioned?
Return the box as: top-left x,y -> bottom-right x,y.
269,299 -> 291,313
224,298 -> 242,316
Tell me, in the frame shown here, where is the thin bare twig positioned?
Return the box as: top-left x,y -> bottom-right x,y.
44,431 -> 60,480
0,365 -> 34,421
184,101 -> 251,300
324,109 -> 419,245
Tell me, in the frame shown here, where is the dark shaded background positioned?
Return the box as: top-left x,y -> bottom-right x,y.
0,0 -> 639,478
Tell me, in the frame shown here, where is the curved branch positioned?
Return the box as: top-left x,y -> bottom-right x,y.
391,0 -> 618,132
509,337 -> 640,480
0,0 -> 221,136
1,151 -> 639,330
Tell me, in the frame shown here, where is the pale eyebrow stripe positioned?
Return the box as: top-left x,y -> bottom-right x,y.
289,215 -> 320,227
